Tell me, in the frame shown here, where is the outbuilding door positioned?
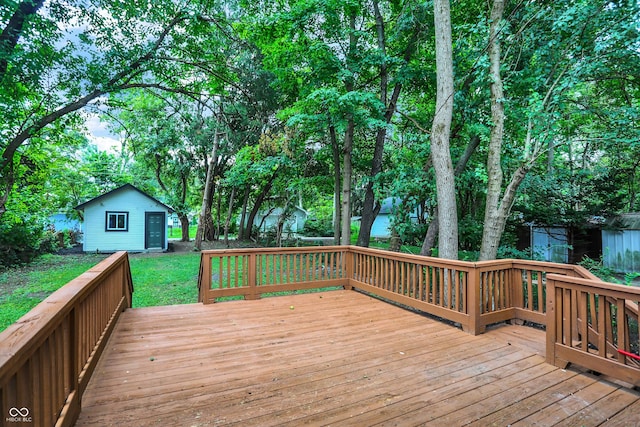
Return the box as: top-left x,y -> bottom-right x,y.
145,212 -> 165,249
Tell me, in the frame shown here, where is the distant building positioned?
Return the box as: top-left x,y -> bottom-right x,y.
48,213 -> 81,232
75,184 -> 173,252
517,221 -> 603,264
602,213 -> 640,273
531,226 -> 569,263
255,206 -> 308,234
370,197 -> 420,239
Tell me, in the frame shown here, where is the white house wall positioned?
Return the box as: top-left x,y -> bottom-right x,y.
82,190 -> 169,252
256,208 -> 307,233
370,215 -> 392,238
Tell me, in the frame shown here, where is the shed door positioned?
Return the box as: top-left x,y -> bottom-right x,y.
145,212 -> 165,249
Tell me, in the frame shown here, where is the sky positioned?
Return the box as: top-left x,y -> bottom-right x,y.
85,113 -> 121,152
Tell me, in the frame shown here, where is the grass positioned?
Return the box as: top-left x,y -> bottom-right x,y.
0,252 -> 202,332
168,225 -> 197,239
0,254 -> 110,332
129,253 -> 201,307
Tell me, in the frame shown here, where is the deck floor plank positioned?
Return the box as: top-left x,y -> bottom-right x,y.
76,290 -> 640,426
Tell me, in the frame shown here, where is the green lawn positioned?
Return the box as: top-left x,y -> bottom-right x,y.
0,254 -> 110,332
0,252 -> 202,332
167,225 -> 198,239
129,253 -> 201,307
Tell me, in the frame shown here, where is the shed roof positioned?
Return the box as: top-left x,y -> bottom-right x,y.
379,197 -> 401,215
75,184 -> 174,213
605,212 -> 640,230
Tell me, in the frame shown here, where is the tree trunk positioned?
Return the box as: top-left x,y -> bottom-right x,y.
203,181 -> 216,241
420,206 -> 439,256
275,196 -> 295,247
420,135 -> 480,256
329,123 -> 341,245
357,0 -> 387,248
430,0 -> 458,260
215,188 -> 222,240
195,132 -> 220,250
179,213 -> 190,242
238,186 -> 249,240
479,0 -> 506,261
224,187 -> 236,247
0,0 -> 46,78
340,118 -> 354,246
357,1 -> 414,247
242,173 -> 277,241
340,11 -> 357,247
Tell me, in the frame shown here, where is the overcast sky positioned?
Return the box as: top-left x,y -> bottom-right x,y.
85,113 -> 121,152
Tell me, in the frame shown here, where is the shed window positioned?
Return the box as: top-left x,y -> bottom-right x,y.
106,212 -> 128,231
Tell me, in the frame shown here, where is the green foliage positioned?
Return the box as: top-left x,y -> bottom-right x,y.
0,214 -> 60,268
301,216 -> 334,237
578,256 -> 620,283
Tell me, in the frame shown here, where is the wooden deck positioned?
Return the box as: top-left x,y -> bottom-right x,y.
76,290 -> 640,426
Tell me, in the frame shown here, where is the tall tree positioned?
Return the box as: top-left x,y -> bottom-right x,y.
429,0 -> 458,259
356,1 -> 422,247
0,0 -> 233,218
478,0 -> 507,260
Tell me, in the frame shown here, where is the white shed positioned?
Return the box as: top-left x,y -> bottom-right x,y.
257,206 -> 308,233
75,184 -> 173,253
370,197 -> 419,239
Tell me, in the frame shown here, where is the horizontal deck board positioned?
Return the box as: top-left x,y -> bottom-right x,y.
76,290 -> 640,426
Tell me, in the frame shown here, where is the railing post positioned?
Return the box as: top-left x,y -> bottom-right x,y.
546,275 -> 556,366
344,248 -> 354,290
65,307 -> 82,422
199,253 -> 212,304
510,265 -> 525,325
464,266 -> 483,335
545,275 -> 569,369
247,253 -> 259,300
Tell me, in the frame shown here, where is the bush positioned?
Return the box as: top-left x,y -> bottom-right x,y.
301,217 -> 334,237
0,218 -> 60,268
395,222 -> 428,247
578,256 -> 619,283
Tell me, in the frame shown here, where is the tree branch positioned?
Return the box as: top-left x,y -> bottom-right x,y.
0,0 -> 46,78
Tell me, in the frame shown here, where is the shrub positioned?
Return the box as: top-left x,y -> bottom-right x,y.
301,217 -> 334,237
0,217 -> 60,268
578,256 -> 618,282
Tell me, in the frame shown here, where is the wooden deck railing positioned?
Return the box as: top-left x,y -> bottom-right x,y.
198,246 -> 350,303
0,252 -> 133,427
349,247 -> 475,331
547,274 -> 640,387
198,245 -> 639,385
